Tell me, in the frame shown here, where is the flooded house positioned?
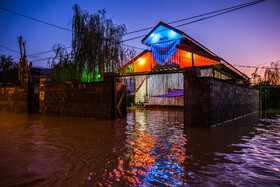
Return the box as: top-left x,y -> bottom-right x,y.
120,22 -> 249,107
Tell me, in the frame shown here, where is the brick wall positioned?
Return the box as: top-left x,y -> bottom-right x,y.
184,67 -> 259,126
0,86 -> 28,113
210,78 -> 259,125
39,74 -> 116,119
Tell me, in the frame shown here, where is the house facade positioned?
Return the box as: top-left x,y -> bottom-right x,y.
120,22 -> 249,106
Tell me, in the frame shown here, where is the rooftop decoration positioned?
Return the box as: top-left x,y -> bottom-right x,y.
151,39 -> 180,65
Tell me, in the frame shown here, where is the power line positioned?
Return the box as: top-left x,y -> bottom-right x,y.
2,0 -> 266,62
28,49 -> 60,56
120,0 -> 265,44
121,44 -> 146,51
30,44 -> 145,63
125,0 -> 264,36
28,50 -> 228,65
32,57 -> 52,62
1,0 -> 265,42
234,65 -> 265,68
4,0 -> 265,57
233,60 -> 280,68
0,44 -> 20,54
28,46 -> 72,56
255,61 -> 272,67
0,6 -> 71,31
175,0 -> 265,27
27,44 -> 144,58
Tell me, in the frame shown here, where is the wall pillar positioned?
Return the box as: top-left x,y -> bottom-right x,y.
39,76 -> 48,113
184,67 -> 211,126
104,73 -> 119,119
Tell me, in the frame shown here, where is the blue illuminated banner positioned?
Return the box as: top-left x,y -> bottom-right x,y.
151,39 -> 180,65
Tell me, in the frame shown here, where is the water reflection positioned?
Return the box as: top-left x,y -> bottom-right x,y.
86,110 -> 190,186
0,110 -> 279,186
114,110 -> 188,186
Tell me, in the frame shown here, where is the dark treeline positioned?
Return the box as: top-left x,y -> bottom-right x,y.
50,4 -> 135,83
0,55 -> 18,84
256,86 -> 280,109
252,61 -> 280,109
251,61 -> 280,86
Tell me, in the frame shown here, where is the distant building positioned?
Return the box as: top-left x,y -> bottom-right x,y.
30,67 -> 52,82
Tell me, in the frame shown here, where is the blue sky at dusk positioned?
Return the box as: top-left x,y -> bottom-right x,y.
0,0 -> 279,76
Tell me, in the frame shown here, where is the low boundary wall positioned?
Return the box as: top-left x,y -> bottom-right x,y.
39,74 -> 117,119
0,85 -> 28,113
184,67 -> 259,126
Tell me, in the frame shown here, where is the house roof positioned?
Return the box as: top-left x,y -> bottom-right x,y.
219,59 -> 249,80
121,22 -> 248,80
141,21 -> 218,57
176,45 -> 221,62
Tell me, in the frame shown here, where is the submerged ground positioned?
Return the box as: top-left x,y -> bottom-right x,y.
0,109 -> 279,186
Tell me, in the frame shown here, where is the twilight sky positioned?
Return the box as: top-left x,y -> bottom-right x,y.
0,0 -> 279,77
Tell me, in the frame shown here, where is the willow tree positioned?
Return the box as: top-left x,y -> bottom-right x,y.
49,44 -> 75,83
51,4 -> 134,82
262,61 -> 280,85
71,4 -> 134,82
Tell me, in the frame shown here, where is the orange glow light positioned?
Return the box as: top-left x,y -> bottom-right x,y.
133,51 -> 155,72
138,58 -> 145,65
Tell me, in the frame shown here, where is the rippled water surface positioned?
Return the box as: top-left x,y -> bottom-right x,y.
0,110 -> 279,186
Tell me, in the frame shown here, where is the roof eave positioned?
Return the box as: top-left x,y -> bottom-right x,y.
120,50 -> 150,70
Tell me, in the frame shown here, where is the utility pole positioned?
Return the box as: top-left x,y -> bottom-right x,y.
18,36 -> 32,87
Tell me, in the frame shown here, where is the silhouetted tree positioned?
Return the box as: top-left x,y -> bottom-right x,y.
251,67 -> 260,85
254,61 -> 280,109
0,55 -> 18,83
48,44 -> 75,83
262,62 -> 280,85
50,4 -> 135,83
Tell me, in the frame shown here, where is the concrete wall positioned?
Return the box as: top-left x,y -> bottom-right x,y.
0,86 -> 28,113
184,67 -> 259,126
210,78 -> 259,125
39,74 -> 116,119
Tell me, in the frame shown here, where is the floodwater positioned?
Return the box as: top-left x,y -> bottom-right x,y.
0,110 -> 279,186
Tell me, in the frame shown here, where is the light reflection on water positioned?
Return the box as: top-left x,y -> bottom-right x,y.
106,110 -> 190,186
0,110 -> 279,186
